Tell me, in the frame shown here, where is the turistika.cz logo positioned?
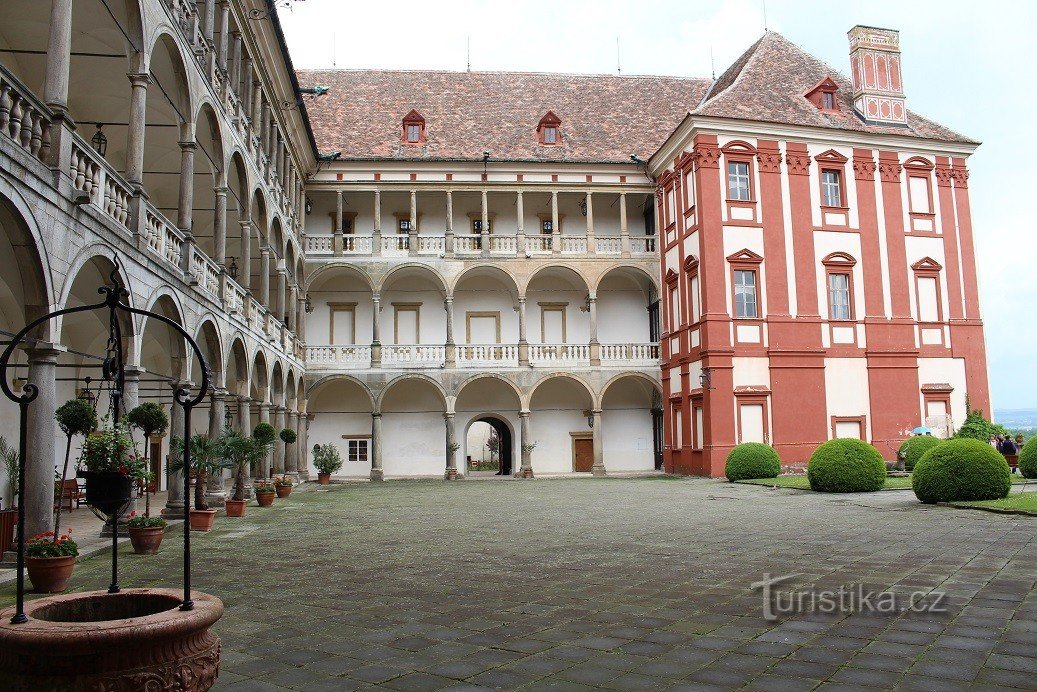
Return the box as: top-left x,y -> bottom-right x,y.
751,573 -> 948,621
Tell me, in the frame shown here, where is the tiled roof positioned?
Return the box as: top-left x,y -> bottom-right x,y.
297,69 -> 711,163
298,32 -> 975,163
693,32 -> 976,144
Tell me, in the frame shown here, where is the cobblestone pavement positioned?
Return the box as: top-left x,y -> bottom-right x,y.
3,478 -> 1036,690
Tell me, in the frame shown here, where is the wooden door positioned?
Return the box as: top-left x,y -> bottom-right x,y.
573,437 -> 593,472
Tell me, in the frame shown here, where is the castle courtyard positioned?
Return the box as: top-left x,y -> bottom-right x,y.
4,478 -> 1034,691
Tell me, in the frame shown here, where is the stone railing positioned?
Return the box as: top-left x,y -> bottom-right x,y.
561,236 -> 588,254
224,278 -> 248,317
69,140 -> 132,229
595,236 -> 622,255
526,235 -> 552,254
143,205 -> 185,270
345,235 -> 372,254
600,342 -> 660,363
305,235 -> 333,254
381,235 -> 409,255
190,245 -> 221,297
458,344 -> 519,366
305,345 -> 371,369
490,235 -> 517,255
417,235 -> 445,255
454,234 -> 481,255
383,344 -> 445,367
630,236 -> 657,254
0,66 -> 52,164
529,343 -> 590,364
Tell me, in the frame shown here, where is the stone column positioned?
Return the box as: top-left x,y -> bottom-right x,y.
237,396 -> 251,434
240,56 -> 253,114
43,0 -> 73,114
238,220 -> 252,291
371,292 -> 381,367
217,0 -> 231,71
408,189 -> 418,256
286,412 -> 301,474
213,185 -> 228,267
258,403 -> 271,479
445,190 -> 454,256
519,410 -> 534,478
516,190 -> 525,256
591,409 -> 605,476
259,247 -> 271,307
372,189 -> 382,256
251,80 -> 262,129
125,73 -> 151,186
300,413 -> 312,479
444,296 -> 455,367
370,412 -> 383,481
334,191 -> 344,255
206,391 -> 227,506
229,32 -> 242,99
444,413 -> 458,479
272,407 -> 285,474
551,191 -> 560,254
585,191 -> 595,255
288,284 -> 298,332
620,192 -> 631,257
123,365 -> 144,414
480,190 -> 490,257
24,346 -> 60,538
202,0 -> 216,41
163,397 -> 186,519
518,297 -> 529,366
177,136 -> 197,271
589,295 -> 600,365
297,296 -> 307,341
276,269 -> 286,323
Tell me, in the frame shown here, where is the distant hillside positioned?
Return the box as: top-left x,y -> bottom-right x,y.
995,409 -> 1037,429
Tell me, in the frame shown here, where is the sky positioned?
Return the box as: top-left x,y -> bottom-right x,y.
279,0 -> 1037,413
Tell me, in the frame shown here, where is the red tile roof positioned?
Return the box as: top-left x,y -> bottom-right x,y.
298,32 -> 975,163
297,69 -> 711,163
693,32 -> 976,144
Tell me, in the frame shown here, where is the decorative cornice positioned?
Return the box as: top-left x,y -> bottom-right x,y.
756,150 -> 782,174
878,160 -> 902,183
852,156 -> 876,181
692,143 -> 721,169
785,152 -> 811,176
950,167 -> 969,189
934,164 -> 953,188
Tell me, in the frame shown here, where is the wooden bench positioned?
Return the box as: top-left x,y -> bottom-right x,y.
54,478 -> 84,512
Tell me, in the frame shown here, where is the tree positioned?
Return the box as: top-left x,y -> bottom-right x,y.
220,428 -> 273,501
126,403 -> 169,517
0,436 -> 17,510
954,406 -> 1008,442
54,399 -> 97,538
169,435 -> 231,511
279,427 -> 297,476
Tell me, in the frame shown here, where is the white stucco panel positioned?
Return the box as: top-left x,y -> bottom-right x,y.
824,358 -> 871,436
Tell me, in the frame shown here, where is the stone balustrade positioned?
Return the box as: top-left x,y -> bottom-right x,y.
0,65 -> 52,164
302,232 -> 658,259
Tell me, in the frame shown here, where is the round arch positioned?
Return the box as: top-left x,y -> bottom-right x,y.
0,186 -> 53,336
523,263 -> 591,296
376,373 -> 448,412
451,264 -> 520,298
377,263 -> 448,297
526,372 -> 596,411
250,349 -> 270,402
225,335 -> 250,397
192,317 -> 225,390
308,374 -> 376,410
598,371 -> 663,408
305,263 -> 375,293
599,372 -> 663,473
592,264 -> 660,296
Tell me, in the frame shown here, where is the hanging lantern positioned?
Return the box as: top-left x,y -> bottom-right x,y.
91,123 -> 107,157
227,257 -> 239,280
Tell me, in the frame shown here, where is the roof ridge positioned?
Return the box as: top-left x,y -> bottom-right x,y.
296,67 -> 711,82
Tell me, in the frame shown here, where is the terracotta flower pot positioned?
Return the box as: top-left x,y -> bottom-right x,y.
128,526 -> 165,555
189,509 -> 217,532
225,499 -> 246,517
0,588 -> 223,691
27,555 -> 75,593
256,492 -> 275,507
317,473 -> 330,485
275,484 -> 292,498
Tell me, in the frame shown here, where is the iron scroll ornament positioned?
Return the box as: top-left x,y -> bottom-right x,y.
0,260 -> 211,624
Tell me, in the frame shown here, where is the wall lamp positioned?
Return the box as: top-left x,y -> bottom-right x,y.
699,367 -> 713,390
249,0 -> 305,20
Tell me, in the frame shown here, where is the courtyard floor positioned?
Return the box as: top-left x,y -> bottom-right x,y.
2,477 -> 1036,691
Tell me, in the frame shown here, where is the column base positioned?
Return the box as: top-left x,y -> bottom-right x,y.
160,505 -> 187,521
444,468 -> 459,480
369,469 -> 384,482
520,466 -> 534,479
591,465 -> 606,477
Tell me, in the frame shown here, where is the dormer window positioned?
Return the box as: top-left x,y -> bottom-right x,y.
537,111 -> 562,146
402,109 -> 425,145
822,92 -> 835,110
805,77 -> 840,112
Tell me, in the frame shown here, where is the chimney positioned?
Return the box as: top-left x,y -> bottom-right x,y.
847,25 -> 906,126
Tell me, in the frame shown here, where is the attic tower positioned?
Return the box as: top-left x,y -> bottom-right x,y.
847,25 -> 907,125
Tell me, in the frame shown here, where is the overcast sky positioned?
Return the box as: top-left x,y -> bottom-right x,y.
280,0 -> 1037,413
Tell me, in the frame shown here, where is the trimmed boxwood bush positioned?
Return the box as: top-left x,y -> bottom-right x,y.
1020,438 -> 1037,479
898,435 -> 942,471
807,439 -> 886,493
725,443 -> 782,481
912,438 -> 1011,504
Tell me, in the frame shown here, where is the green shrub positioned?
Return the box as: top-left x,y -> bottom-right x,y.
807,439 -> 886,493
898,435 -> 942,471
912,438 -> 1011,504
725,443 -> 781,481
253,422 -> 276,445
954,407 -> 1007,441
1020,438 -> 1037,479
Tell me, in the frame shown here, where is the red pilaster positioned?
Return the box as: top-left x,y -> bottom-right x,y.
852,149 -> 885,317
934,157 -> 963,320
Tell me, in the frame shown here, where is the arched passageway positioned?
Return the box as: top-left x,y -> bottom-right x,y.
465,417 -> 513,476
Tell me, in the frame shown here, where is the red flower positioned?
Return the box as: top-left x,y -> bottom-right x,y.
118,465 -> 129,474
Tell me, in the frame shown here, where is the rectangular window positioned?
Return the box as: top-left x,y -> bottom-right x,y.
398,219 -> 412,232
394,305 -> 420,343
822,92 -> 835,110
828,273 -> 851,321
689,275 -> 700,323
821,169 -> 842,207
917,276 -> 939,322
673,406 -> 683,447
541,219 -> 553,233
406,124 -> 421,143
329,304 -> 356,344
739,404 -> 765,443
734,270 -> 758,318
693,405 -> 703,450
834,420 -> 863,439
543,126 -> 557,144
347,439 -> 370,463
471,219 -> 492,232
909,176 -> 932,214
728,161 -> 751,201
669,285 -> 680,329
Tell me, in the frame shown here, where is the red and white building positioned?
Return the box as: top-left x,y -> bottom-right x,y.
652,26 -> 988,475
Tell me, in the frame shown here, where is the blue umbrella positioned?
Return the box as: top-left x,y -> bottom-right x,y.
912,426 -> 933,436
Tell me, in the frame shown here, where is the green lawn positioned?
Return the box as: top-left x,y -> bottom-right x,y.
953,492 -> 1037,513
736,475 -> 913,490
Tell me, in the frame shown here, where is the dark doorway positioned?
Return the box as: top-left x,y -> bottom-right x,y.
468,416 -> 513,476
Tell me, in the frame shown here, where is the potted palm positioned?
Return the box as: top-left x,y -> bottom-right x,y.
0,436 -> 17,555
126,510 -> 166,554
252,422 -> 276,480
220,428 -> 272,518
313,443 -> 343,484
274,475 -> 293,498
25,529 -> 78,593
125,402 -> 169,517
253,480 -> 276,507
169,435 -> 230,532
54,398 -> 97,539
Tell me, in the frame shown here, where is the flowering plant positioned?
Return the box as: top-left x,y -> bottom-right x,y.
126,510 -> 166,529
253,481 -> 276,494
273,475 -> 293,487
25,530 -> 79,558
79,420 -> 145,477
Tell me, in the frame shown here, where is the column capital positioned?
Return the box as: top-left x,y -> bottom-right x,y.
372,411 -> 382,419
519,409 -> 531,418
22,342 -> 66,361
443,412 -> 455,420
238,395 -> 252,404
214,185 -> 229,196
178,140 -> 198,152
127,72 -> 152,87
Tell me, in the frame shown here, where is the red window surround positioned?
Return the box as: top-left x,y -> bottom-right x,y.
821,252 -> 857,321
814,150 -> 850,227
727,249 -> 764,322
735,388 -> 771,444
536,111 -> 562,146
830,415 -> 867,440
684,255 -> 700,327
402,109 -> 426,145
804,77 -> 840,112
912,256 -> 944,325
721,141 -> 758,224
904,157 -> 936,232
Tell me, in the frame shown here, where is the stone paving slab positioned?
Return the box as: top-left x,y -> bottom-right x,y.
1,478 -> 1035,690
